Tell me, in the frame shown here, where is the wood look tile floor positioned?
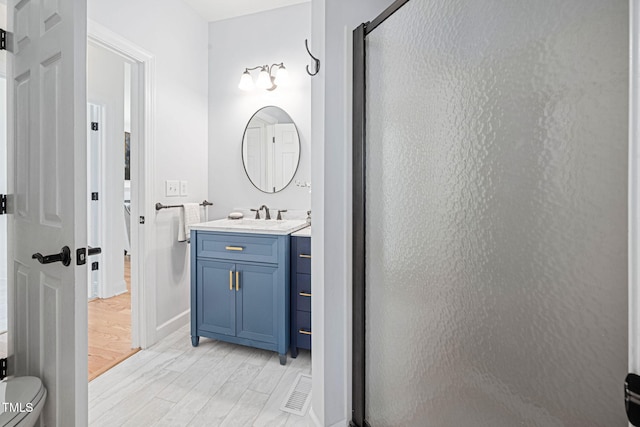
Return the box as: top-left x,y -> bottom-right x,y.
88,255 -> 140,381
88,325 -> 313,427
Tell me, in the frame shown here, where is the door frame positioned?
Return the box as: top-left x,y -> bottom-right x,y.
352,1 -> 639,426
86,102 -> 107,300
87,20 -> 156,349
629,0 -> 640,391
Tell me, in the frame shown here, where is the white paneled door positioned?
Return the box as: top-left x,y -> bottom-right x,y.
273,123 -> 298,191
7,0 -> 87,425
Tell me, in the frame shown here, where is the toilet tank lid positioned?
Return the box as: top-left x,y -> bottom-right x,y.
0,376 -> 45,423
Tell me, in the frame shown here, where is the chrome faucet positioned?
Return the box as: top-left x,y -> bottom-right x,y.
260,205 -> 271,220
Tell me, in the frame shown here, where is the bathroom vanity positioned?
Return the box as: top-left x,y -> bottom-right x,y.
190,218 -> 308,365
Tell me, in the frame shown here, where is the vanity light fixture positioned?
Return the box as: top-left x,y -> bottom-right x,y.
238,63 -> 288,91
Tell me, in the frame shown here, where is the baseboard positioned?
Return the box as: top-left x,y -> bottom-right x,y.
309,406 -> 323,427
155,309 -> 190,342
102,279 -> 128,299
329,419 -> 348,427
113,279 -> 128,296
308,405 -> 349,427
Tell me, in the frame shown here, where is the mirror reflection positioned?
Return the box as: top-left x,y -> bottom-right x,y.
242,106 -> 300,193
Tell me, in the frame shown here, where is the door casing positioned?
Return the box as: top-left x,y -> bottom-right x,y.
87,20 -> 156,349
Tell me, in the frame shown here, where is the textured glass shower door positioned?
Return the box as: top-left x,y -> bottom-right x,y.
356,0 -> 629,426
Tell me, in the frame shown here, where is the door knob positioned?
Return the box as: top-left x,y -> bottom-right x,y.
32,246 -> 71,266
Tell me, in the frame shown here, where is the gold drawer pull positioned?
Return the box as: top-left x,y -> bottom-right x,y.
236,271 -> 240,291
226,246 -> 244,251
229,270 -> 233,290
299,329 -> 312,335
299,292 -> 312,297
299,254 -> 311,259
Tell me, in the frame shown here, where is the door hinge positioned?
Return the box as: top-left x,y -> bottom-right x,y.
0,358 -> 7,380
0,29 -> 11,52
626,373 -> 640,426
91,192 -> 99,201
0,194 -> 6,215
91,122 -> 99,131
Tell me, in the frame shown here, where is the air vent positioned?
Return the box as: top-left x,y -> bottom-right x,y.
280,373 -> 312,416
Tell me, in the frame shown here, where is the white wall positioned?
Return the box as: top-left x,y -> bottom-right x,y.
208,4 -> 311,219
310,0 -> 391,425
87,42 -> 128,297
88,0 -> 209,341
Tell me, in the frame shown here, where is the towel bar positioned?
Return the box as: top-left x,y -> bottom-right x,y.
155,200 -> 213,211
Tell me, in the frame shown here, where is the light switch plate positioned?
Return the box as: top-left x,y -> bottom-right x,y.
180,180 -> 188,196
165,180 -> 179,197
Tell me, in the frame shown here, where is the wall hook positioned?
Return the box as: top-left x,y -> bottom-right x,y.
305,39 -> 320,76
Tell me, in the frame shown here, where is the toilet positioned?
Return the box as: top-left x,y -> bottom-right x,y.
0,377 -> 47,427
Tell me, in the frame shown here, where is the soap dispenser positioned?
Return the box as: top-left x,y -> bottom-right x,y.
306,210 -> 311,225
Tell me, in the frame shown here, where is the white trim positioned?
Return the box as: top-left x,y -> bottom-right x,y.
87,20 -> 157,349
110,280 -> 128,297
343,24 -> 354,426
309,407 -> 324,427
629,0 -> 639,384
155,309 -> 190,342
310,0 -> 327,422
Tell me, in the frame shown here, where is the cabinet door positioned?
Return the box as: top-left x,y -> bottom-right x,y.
236,263 -> 279,344
197,259 -> 236,336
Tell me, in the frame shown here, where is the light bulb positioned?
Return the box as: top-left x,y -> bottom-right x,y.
238,71 -> 254,91
274,65 -> 289,86
256,67 -> 272,90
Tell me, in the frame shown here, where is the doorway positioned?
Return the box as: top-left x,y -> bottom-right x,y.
86,40 -> 142,380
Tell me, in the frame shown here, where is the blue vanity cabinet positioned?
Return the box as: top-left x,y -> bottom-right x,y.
196,259 -> 236,337
191,230 -> 290,365
290,235 -> 311,357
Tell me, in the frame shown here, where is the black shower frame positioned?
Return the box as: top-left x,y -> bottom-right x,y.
351,1 -> 411,426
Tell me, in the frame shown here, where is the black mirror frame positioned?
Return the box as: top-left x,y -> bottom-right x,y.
241,105 -> 302,194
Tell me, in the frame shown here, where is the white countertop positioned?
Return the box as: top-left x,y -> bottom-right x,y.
191,218 -> 309,235
291,226 -> 311,237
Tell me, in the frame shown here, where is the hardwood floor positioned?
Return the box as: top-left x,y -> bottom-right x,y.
89,325 -> 313,426
88,255 -> 140,381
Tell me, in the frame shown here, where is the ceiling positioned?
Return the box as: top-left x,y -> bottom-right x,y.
181,0 -> 309,22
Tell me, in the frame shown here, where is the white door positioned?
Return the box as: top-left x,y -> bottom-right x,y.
273,123 -> 299,190
7,0 -> 87,425
244,126 -> 266,189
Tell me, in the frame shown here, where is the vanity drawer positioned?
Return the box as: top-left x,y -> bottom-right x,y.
294,236 -> 311,274
295,274 -> 311,312
196,232 -> 278,264
296,310 -> 312,349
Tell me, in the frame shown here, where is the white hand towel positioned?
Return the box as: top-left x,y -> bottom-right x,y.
179,203 -> 201,242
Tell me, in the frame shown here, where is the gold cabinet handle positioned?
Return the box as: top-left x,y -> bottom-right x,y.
299,254 -> 311,259
229,270 -> 233,290
299,292 -> 312,297
226,246 -> 244,251
236,271 -> 240,291
299,329 -> 312,335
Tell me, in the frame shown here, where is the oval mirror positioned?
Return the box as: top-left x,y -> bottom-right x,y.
242,106 -> 301,193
